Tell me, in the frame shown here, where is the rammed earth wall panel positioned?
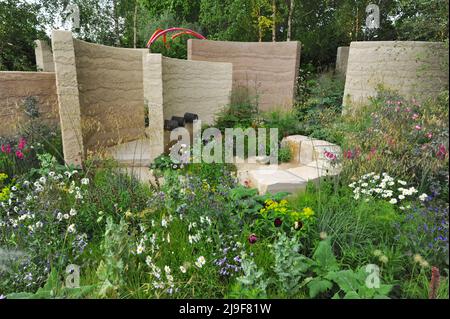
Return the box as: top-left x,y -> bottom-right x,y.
343,41 -> 449,112
188,39 -> 301,112
0,71 -> 59,137
161,56 -> 232,124
73,39 -> 147,151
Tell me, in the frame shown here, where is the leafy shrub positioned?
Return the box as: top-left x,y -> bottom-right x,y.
261,110 -> 302,141
215,88 -> 260,132
278,146 -> 292,163
295,72 -> 345,144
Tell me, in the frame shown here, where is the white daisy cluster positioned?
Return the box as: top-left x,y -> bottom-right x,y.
146,256 -> 180,295
0,171 -> 84,237
195,256 -> 206,268
349,172 -> 423,205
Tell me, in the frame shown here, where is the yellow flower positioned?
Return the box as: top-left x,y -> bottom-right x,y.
373,249 -> 383,257
413,254 -> 423,263
0,173 -> 8,182
264,199 -> 274,207
0,187 -> 10,201
125,210 -> 133,218
303,207 -> 314,215
379,255 -> 389,264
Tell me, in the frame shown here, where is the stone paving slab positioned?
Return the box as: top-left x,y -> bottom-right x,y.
248,169 -> 307,195
107,139 -> 152,167
287,165 -> 326,182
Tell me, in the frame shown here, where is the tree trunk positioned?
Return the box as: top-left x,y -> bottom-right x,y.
133,0 -> 138,48
287,0 -> 294,41
272,0 -> 276,42
113,0 -> 121,46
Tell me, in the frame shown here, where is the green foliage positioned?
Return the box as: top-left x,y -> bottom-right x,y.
262,110 -> 302,141
229,258 -> 269,298
278,146 -> 292,163
215,89 -> 260,132
0,0 -> 45,71
6,268 -> 96,299
295,72 -> 345,144
327,268 -> 392,299
305,238 -> 392,299
96,217 -> 131,298
271,233 -> 311,296
391,0 -> 449,42
199,0 -> 256,41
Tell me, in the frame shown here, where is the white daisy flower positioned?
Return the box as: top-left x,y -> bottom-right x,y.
67,224 -> 76,233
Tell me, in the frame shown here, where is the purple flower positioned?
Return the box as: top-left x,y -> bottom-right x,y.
274,218 -> 283,227
248,234 -> 258,244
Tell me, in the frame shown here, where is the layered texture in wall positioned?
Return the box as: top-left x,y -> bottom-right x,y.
73,40 -> 147,151
343,41 -> 449,110
0,72 -> 58,137
188,39 -> 301,112
161,56 -> 232,124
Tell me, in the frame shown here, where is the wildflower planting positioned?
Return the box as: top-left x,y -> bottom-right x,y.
1,86 -> 449,300
0,0 -> 449,306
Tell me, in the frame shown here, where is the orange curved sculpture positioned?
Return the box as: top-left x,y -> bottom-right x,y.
146,27 -> 206,48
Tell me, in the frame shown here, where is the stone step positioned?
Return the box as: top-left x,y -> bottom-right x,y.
287,165 -> 326,182
248,169 -> 307,195
304,160 -> 342,175
107,139 -> 153,167
281,135 -> 342,165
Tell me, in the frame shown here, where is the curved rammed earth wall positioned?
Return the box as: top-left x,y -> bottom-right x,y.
188,39 -> 301,111
0,72 -> 59,137
162,56 -> 232,124
73,39 -> 147,151
343,41 -> 449,111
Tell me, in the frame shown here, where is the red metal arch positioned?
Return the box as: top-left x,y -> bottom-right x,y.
146,27 -> 206,48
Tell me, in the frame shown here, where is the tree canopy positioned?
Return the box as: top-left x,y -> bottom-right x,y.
0,0 -> 448,70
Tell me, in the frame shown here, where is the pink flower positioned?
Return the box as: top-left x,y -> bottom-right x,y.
324,151 -> 337,161
426,132 -> 433,139
1,144 -> 11,154
415,125 -> 422,131
429,267 -> 440,299
412,113 -> 419,120
367,147 -> 377,160
405,107 -> 411,112
436,144 -> 447,160
344,150 -> 354,160
18,138 -> 26,150
16,150 -> 24,160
